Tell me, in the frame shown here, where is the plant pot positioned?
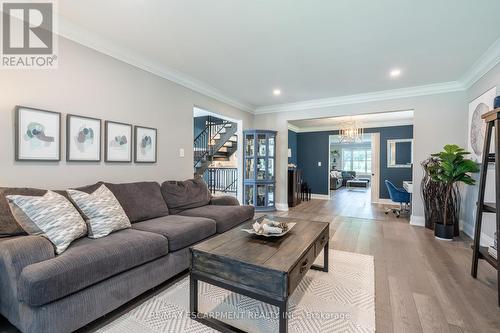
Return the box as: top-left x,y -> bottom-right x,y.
434,223 -> 454,241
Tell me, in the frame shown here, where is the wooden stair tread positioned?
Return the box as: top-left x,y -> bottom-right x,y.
484,202 -> 496,213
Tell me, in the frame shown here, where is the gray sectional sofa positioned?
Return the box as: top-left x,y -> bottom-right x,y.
0,179 -> 255,333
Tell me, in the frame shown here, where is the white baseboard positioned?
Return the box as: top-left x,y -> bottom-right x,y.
311,193 -> 330,200
462,220 -> 494,247
410,215 -> 425,227
275,203 -> 289,211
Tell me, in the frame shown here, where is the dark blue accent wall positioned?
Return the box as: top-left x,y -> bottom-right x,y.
288,130 -> 298,165
296,125 -> 413,198
194,116 -> 207,138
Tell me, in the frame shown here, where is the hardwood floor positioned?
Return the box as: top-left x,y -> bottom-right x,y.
273,199 -> 500,333
1,198 -> 499,332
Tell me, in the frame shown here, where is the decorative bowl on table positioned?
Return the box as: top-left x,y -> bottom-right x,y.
242,218 -> 295,237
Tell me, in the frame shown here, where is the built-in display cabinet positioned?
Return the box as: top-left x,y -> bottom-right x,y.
243,130 -> 277,211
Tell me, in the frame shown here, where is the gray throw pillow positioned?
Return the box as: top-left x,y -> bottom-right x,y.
67,184 -> 131,239
161,178 -> 211,214
7,191 -> 88,254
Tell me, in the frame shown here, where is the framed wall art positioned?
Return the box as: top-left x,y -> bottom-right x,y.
105,120 -> 132,162
468,86 -> 497,162
134,126 -> 157,163
15,106 -> 61,161
67,114 -> 101,162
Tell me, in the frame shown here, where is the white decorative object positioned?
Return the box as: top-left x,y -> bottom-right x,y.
134,126 -> 157,163
15,106 -> 61,161
468,87 -> 497,162
67,115 -> 101,162
105,121 -> 132,162
243,218 -> 296,237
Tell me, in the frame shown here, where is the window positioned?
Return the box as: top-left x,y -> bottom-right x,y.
342,148 -> 371,173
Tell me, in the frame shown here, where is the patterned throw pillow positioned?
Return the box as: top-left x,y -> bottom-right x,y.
7,191 -> 87,254
67,184 -> 131,239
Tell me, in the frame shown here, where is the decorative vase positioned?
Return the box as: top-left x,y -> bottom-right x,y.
434,223 -> 454,240
421,159 -> 461,237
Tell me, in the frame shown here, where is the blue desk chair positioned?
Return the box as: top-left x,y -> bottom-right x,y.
384,180 -> 411,218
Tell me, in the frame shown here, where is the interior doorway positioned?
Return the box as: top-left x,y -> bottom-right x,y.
193,106 -> 243,203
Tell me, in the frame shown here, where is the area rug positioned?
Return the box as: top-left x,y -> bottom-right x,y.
98,250 -> 375,333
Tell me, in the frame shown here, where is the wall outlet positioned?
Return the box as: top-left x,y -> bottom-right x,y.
179,148 -> 185,157
318,161 -> 322,167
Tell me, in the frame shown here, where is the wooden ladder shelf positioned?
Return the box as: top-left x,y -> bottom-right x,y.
471,108 -> 500,306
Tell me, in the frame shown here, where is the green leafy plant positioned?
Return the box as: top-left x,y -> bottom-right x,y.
429,144 -> 479,225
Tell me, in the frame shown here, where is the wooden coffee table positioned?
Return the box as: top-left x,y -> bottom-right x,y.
190,216 -> 329,333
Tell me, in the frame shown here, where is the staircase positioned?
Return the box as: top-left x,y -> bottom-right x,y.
194,116 -> 238,177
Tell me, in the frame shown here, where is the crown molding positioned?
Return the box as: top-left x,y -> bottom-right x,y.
254,81 -> 465,114
56,16 -> 255,113
290,119 -> 414,133
287,123 -> 300,132
460,37 -> 500,89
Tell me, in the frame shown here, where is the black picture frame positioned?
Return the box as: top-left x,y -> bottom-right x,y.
66,114 -> 102,162
15,105 -> 61,162
104,120 -> 133,163
134,125 -> 158,163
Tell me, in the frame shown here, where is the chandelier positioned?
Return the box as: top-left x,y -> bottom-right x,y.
339,120 -> 364,143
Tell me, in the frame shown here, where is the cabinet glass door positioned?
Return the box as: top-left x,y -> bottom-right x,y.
256,158 -> 266,180
267,185 -> 275,207
268,135 -> 275,157
245,134 -> 254,156
244,185 -> 254,206
256,184 -> 266,207
245,158 -> 254,179
257,134 -> 267,157
267,158 -> 274,180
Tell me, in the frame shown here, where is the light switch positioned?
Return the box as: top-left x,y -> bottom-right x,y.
318,161 -> 322,167
179,148 -> 185,157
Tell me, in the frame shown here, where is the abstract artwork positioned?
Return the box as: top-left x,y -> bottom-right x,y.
67,114 -> 101,162
105,121 -> 132,162
15,106 -> 61,161
134,126 -> 157,163
468,87 -> 497,162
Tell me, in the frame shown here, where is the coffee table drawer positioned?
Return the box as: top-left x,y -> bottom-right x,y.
288,245 -> 316,294
315,229 -> 329,256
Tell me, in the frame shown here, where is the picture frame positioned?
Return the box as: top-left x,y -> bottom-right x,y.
15,106 -> 61,161
66,114 -> 102,162
105,120 -> 132,162
467,86 -> 497,162
134,126 -> 157,163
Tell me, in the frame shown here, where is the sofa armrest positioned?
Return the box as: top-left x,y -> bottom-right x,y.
0,236 -> 55,309
210,196 -> 240,206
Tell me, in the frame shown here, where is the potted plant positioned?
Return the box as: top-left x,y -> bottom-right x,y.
428,145 -> 479,240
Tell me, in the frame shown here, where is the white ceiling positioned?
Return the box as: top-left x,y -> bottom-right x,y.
56,0 -> 500,111
289,110 -> 414,132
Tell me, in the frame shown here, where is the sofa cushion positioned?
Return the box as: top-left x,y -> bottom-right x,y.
132,215 -> 216,251
161,179 -> 211,214
105,182 -> 169,222
18,229 -> 168,307
178,205 -> 255,233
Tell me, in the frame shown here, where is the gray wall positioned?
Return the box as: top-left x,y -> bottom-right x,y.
0,37 -> 253,189
463,62 -> 500,243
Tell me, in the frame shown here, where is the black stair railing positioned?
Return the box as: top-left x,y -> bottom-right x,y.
203,167 -> 238,194
193,116 -> 231,168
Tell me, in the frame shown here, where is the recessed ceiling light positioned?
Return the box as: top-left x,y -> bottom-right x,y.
390,69 -> 402,77
273,89 -> 281,96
